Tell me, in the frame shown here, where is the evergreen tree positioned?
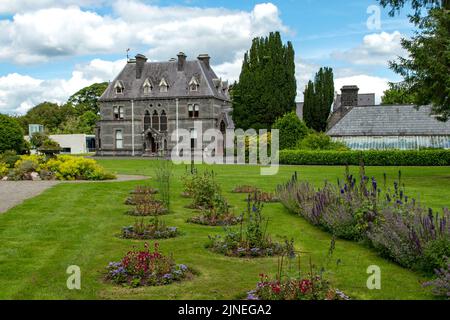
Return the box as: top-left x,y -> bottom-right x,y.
232,32 -> 297,130
302,68 -> 334,132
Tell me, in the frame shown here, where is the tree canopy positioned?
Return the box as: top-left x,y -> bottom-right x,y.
67,82 -> 108,115
232,32 -> 297,130
302,67 -> 334,132
0,114 -> 26,154
378,0 -> 450,120
272,112 -> 310,150
381,84 -> 417,105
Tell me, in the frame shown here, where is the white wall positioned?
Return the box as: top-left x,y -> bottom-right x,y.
49,134 -> 87,154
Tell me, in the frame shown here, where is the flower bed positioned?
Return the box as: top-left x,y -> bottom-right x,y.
247,274 -> 350,301
188,193 -> 241,226
122,218 -> 179,240
276,165 -> 450,273
206,198 -> 295,258
125,193 -> 156,205
130,186 -> 159,195
106,243 -> 194,287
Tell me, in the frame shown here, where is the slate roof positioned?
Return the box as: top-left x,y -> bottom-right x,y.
99,58 -> 230,102
333,93 -> 375,111
327,105 -> 450,136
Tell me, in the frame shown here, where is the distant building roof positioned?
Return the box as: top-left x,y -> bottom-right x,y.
327,105 -> 450,136
99,56 -> 230,102
333,93 -> 375,111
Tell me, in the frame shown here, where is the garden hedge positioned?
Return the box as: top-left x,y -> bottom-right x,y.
279,150 -> 450,166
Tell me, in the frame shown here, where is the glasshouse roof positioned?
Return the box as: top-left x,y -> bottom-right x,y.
327,105 -> 450,137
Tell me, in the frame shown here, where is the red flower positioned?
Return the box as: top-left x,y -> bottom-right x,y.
299,279 -> 312,294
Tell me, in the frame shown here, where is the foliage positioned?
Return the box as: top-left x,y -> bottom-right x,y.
57,111 -> 100,134
0,162 -> 8,178
303,67 -> 334,132
182,170 -> 221,209
247,191 -> 280,203
377,1 -> 450,120
296,133 -> 349,151
206,196 -> 295,258
122,217 -> 179,240
188,193 -> 241,226
130,185 -> 159,195
42,155 -> 115,180
0,150 -> 20,168
18,102 -> 71,134
233,185 -> 259,194
279,149 -> 450,166
381,84 -> 417,105
127,201 -> 169,217
272,112 -> 310,150
30,132 -> 49,149
106,243 -> 193,287
154,160 -> 173,212
0,114 -> 26,154
67,82 -> 108,115
232,31 -> 297,130
423,258 -> 450,298
277,165 -> 450,273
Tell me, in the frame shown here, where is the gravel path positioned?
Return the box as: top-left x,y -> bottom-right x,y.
0,175 -> 149,214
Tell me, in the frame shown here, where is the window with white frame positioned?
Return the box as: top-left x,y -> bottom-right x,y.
159,78 -> 169,92
143,79 -> 153,94
113,106 -> 124,120
114,81 -> 124,94
115,130 -> 123,149
188,104 -> 199,118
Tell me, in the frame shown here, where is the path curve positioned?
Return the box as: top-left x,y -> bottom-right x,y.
0,175 -> 149,214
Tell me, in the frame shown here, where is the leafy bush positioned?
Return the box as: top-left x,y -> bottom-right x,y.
272,112 -> 310,150
0,162 -> 8,178
296,132 -> 349,151
106,243 -> 193,287
0,150 -> 20,168
0,114 -> 26,154
183,170 -> 221,209
122,217 -> 179,240
188,193 -> 241,226
279,149 -> 450,166
42,156 -> 115,180
130,186 -> 159,195
127,201 -> 168,217
423,259 -> 450,298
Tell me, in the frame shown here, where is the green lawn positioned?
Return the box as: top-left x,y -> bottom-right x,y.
0,160 -> 449,300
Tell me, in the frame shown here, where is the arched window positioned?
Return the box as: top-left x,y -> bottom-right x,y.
160,110 -> 168,131
152,110 -> 159,130
144,110 -> 151,131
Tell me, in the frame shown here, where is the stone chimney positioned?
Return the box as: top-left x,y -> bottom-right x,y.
177,52 -> 187,72
340,85 -> 359,107
197,54 -> 211,69
135,54 -> 147,79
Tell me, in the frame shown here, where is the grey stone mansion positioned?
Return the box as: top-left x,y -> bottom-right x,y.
96,52 -> 233,156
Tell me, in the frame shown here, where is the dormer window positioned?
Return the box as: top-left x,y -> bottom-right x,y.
143,79 -> 153,94
114,81 -> 124,94
159,78 -> 169,93
189,77 -> 199,92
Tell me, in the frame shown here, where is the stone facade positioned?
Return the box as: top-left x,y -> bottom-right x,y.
96,53 -> 233,156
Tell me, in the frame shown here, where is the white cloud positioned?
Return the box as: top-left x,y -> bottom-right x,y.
0,0 -> 105,14
0,1 -> 288,65
0,59 -> 126,114
334,75 -> 390,104
332,31 -> 406,66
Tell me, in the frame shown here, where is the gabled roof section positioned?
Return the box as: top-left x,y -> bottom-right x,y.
99,58 -> 230,102
327,105 -> 450,136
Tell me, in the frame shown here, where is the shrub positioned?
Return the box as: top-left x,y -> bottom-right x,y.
106,243 -> 193,287
0,162 -> 8,178
127,201 -> 169,217
272,112 -> 310,150
232,185 -> 259,194
279,149 -> 450,166
183,170 -> 221,209
296,132 -> 349,151
188,194 -> 241,226
130,186 -> 158,195
122,217 -> 179,240
423,259 -> 450,298
0,114 -> 26,154
0,150 -> 20,168
42,156 -> 115,180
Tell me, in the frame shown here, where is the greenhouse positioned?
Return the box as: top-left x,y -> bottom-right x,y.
327,105 -> 450,151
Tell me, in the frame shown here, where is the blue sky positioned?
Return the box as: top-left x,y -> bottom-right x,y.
0,0 -> 414,113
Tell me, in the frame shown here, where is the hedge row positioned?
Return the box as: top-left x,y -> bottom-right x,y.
279,149 -> 450,166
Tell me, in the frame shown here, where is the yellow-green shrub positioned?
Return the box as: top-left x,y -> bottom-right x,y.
0,162 -> 8,177
14,154 -> 45,172
47,156 -> 116,181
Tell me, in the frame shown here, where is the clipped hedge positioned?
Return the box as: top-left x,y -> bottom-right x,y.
279,149 -> 450,166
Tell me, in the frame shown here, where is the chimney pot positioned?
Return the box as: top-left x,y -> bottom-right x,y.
177,52 -> 187,71
197,54 -> 211,69
135,54 -> 147,79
